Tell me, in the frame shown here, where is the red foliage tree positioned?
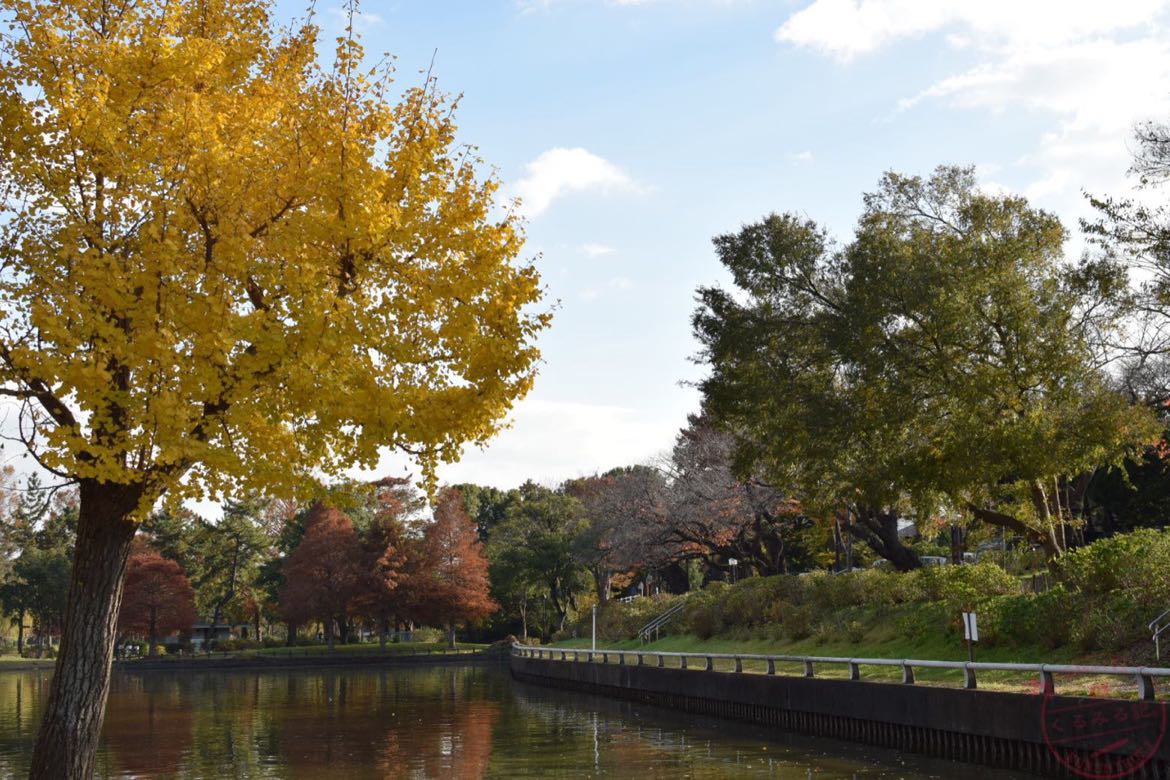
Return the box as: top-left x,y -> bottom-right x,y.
408,488 -> 497,647
117,542 -> 197,656
278,503 -> 363,650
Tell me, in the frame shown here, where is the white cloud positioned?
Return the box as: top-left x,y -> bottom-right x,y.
363,398 -> 679,489
787,149 -> 814,164
608,276 -> 634,290
513,147 -> 639,218
776,0 -> 1170,217
776,0 -> 1168,62
325,5 -> 384,29
581,242 -> 616,257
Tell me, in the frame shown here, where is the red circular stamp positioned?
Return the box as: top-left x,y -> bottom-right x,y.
1041,692 -> 1167,779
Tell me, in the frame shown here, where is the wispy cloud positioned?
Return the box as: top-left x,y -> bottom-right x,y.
513,147 -> 640,218
325,5 -> 384,30
787,149 -> 814,164
776,0 -> 1170,209
580,242 -> 616,257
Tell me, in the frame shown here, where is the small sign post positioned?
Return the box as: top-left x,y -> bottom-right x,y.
962,610 -> 978,663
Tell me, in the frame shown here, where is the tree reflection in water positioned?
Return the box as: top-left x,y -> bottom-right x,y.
0,665 -> 1035,779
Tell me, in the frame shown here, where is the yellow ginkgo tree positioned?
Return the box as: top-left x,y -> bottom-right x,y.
0,1 -> 548,776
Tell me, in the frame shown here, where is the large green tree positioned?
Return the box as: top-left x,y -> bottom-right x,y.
695,167 -> 1155,565
486,482 -> 588,637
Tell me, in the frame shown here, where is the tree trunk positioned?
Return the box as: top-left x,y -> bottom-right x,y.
593,570 -> 611,606
379,617 -> 388,650
847,506 -> 921,571
326,616 -> 335,651
286,621 -> 297,647
148,606 -> 158,657
28,479 -> 143,780
16,610 -> 24,656
446,625 -> 456,650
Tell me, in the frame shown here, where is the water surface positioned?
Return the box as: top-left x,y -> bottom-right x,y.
0,664 -> 1037,778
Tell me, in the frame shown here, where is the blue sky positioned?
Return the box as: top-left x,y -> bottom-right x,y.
7,0 -> 1170,502
290,0 -> 1170,490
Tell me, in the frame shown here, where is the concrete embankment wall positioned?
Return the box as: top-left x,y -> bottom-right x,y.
511,654 -> 1170,779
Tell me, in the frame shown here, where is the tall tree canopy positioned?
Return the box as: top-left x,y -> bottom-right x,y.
0,1 -> 548,774
694,167 -> 1155,567
278,504 -> 363,651
117,543 -> 196,655
407,488 -> 496,648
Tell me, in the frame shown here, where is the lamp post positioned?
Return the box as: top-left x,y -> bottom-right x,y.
729,558 -> 738,584
592,604 -> 597,652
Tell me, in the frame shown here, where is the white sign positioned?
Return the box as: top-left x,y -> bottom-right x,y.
962,611 -> 979,642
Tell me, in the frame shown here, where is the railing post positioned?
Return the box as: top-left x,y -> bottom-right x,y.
602,652 -> 609,665
1138,673 -> 1157,701
574,651 -> 580,662
803,660 -> 814,678
848,661 -> 860,681
901,663 -> 915,684
657,653 -> 664,668
735,657 -> 743,673
681,655 -> 688,670
619,652 -> 625,665
964,665 -> 977,690
704,655 -> 713,671
1039,669 -> 1055,695
637,653 -> 644,666
767,658 -> 776,675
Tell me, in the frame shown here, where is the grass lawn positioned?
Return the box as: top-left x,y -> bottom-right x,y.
118,641 -> 488,662
0,655 -> 55,666
547,630 -> 1161,699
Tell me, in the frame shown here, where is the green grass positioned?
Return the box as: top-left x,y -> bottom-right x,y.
0,655 -> 54,665
547,632 -> 1161,698
118,641 -> 487,662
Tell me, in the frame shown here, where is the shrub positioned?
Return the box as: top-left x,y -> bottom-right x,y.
595,596 -> 678,641
683,582 -> 728,639
774,602 -> 814,640
1056,529 -> 1170,603
1071,591 -> 1150,652
915,562 -> 1020,611
983,586 -> 1074,650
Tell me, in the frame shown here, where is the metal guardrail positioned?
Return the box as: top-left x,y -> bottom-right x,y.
638,601 -> 686,642
512,643 -> 1170,701
1150,608 -> 1170,660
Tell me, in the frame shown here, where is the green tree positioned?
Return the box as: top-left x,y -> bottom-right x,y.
487,483 -> 588,637
3,549 -> 71,656
695,167 -> 1155,565
188,498 -> 270,640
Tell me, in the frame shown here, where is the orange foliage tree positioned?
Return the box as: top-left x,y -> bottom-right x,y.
278,504 -> 363,650
408,488 -> 496,647
117,543 -> 197,656
353,479 -> 417,648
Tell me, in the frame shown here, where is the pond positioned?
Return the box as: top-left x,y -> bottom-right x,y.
0,663 -> 1037,778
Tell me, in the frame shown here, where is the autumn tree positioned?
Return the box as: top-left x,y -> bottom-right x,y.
663,417 -> 812,577
117,543 -> 196,655
409,488 -> 496,648
566,466 -> 668,603
353,477 -> 418,648
278,504 -> 364,650
0,0 -> 546,773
